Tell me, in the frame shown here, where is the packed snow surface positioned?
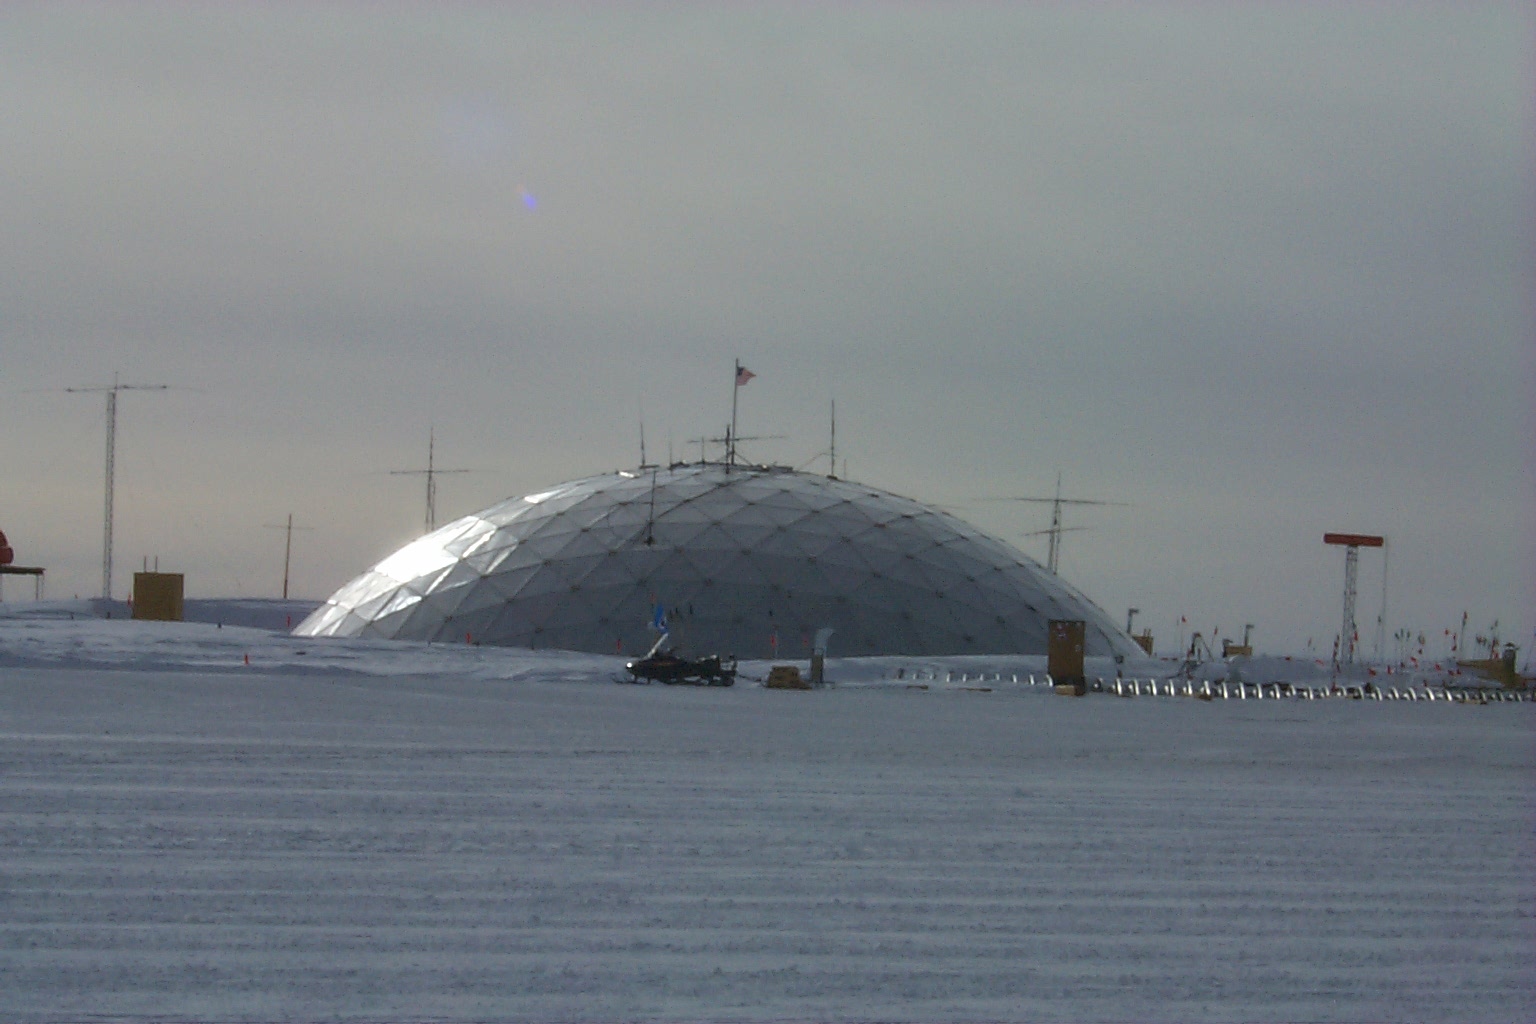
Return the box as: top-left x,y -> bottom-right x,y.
0,602 -> 1531,1022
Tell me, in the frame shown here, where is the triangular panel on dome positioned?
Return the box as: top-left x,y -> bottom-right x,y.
449,520 -> 507,559
461,545 -> 517,576
481,541 -> 546,576
446,579 -> 516,618
549,527 -> 624,563
434,517 -> 496,555
472,605 -> 528,646
484,562 -> 543,601
843,537 -> 910,579
814,561 -> 876,601
506,565 -> 581,601
544,552 -> 615,592
649,477 -> 713,509
648,517 -> 715,550
750,526 -> 820,561
348,585 -> 409,623
697,552 -> 774,590
426,558 -> 485,594
387,594 -> 451,639
651,500 -> 719,528
373,537 -> 458,584
296,602 -> 351,636
676,523 -> 745,556
541,587 -> 620,635
739,488 -> 820,520
568,554 -> 644,592
401,563 -> 457,599
376,588 -> 424,620
326,571 -> 398,612
780,482 -> 846,512
785,505 -> 856,539
365,603 -> 425,638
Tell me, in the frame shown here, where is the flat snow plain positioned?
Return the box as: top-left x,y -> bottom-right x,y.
1,603 -> 1531,1022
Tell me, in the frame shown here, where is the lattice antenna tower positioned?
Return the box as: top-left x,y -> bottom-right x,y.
1324,533 -> 1384,665
65,374 -> 169,600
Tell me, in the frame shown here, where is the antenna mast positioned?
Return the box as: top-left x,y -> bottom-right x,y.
729,361 -> 740,470
1048,474 -> 1063,573
644,468 -> 659,546
986,473 -> 1127,575
263,513 -> 314,600
829,399 -> 837,478
390,428 -> 471,533
66,373 -> 170,600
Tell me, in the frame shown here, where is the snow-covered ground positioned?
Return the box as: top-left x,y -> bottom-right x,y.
1,601 -> 1531,1022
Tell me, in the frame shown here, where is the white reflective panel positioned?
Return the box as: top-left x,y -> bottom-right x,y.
442,518 -> 499,557
377,589 -> 424,619
521,483 -> 577,505
299,602 -> 351,635
350,588 -> 403,622
327,571 -> 396,611
374,536 -> 458,583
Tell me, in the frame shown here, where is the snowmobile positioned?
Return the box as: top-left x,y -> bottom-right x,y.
622,635 -> 736,686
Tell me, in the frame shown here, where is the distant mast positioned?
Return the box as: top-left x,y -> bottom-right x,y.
829,399 -> 837,479
391,429 -> 470,534
65,373 -> 170,600
987,476 -> 1127,575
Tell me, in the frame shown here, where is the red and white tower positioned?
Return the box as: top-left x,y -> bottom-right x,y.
1324,532 -> 1384,665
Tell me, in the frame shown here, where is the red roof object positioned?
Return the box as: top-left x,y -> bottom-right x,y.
1323,532 -> 1384,547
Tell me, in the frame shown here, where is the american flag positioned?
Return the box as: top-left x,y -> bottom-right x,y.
735,365 -> 756,386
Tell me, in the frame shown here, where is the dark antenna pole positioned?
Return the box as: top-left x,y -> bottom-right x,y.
829,399 -> 837,479
1048,473 -> 1063,573
985,474 -> 1128,575
263,513 -> 313,600
638,399 -> 652,469
729,360 -> 741,471
644,468 -> 659,546
65,373 -> 170,600
390,428 -> 471,533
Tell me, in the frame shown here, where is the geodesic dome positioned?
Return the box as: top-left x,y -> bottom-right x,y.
295,463 -> 1139,658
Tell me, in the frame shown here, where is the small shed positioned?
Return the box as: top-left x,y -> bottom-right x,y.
132,572 -> 184,621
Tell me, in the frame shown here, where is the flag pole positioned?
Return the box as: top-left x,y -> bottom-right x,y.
729,359 -> 740,470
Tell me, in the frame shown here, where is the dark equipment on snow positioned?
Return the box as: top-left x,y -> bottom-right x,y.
624,650 -> 737,686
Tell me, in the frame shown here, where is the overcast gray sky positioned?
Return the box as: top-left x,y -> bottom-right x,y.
3,3 -> 1530,656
